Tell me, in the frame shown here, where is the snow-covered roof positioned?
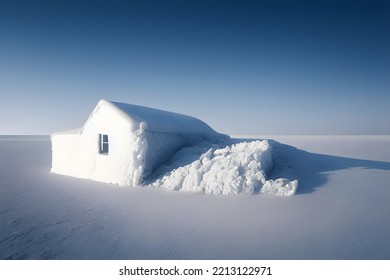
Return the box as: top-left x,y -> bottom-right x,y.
54,99 -> 223,138
94,99 -> 220,136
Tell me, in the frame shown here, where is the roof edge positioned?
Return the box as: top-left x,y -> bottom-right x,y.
51,128 -> 81,136
97,99 -> 143,125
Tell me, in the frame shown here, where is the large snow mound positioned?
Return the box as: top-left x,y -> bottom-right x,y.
147,139 -> 298,196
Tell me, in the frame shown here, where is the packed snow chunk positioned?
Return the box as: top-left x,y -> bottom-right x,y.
261,178 -> 298,196
148,140 -> 274,195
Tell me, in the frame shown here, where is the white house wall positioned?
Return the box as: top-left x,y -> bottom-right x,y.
51,133 -> 80,177
51,104 -> 146,186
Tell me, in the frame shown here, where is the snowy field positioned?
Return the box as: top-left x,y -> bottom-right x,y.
1,135 -> 390,259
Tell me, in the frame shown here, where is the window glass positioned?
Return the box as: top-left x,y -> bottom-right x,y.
99,134 -> 109,154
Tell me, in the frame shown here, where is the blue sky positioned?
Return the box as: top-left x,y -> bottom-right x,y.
1,0 -> 389,135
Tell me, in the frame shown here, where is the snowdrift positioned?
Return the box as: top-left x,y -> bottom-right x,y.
148,139 -> 298,196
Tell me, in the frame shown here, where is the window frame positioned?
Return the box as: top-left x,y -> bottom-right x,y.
98,134 -> 109,155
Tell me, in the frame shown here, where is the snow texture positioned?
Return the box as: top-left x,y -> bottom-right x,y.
148,139 -> 297,196
261,178 -> 298,196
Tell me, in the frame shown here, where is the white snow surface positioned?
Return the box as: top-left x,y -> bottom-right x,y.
1,135 -> 390,260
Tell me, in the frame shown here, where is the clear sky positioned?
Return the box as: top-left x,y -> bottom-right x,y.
1,0 -> 389,135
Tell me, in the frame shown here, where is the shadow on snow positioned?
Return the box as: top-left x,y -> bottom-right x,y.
267,140 -> 390,195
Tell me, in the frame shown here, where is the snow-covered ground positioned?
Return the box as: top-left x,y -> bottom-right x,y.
1,135 -> 390,259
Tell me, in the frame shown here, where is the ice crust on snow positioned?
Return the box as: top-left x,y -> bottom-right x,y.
51,100 -> 298,196
148,139 -> 298,196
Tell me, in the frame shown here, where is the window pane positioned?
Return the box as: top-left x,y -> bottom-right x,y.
99,134 -> 109,154
102,143 -> 109,154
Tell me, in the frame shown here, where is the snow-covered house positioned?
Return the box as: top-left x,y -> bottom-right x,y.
51,99 -> 225,186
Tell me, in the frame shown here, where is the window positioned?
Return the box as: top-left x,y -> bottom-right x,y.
99,134 -> 109,154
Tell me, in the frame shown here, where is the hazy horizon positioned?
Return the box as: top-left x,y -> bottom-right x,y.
1,0 -> 389,135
